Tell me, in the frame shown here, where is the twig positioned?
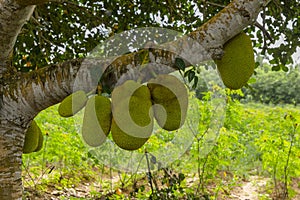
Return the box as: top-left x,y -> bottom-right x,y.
145,151 -> 154,196
254,22 -> 274,43
206,1 -> 226,8
283,122 -> 297,199
22,162 -> 36,187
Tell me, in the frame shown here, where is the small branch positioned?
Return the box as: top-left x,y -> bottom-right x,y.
206,1 -> 226,8
145,151 -> 154,195
16,0 -> 52,6
254,22 -> 274,43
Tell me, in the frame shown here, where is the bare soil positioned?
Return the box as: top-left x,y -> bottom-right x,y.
23,175 -> 300,199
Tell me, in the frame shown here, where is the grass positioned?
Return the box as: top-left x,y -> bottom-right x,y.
22,100 -> 300,199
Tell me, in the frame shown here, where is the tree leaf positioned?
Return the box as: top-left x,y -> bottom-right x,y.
247,77 -> 256,84
175,57 -> 186,71
281,65 -> 289,72
272,65 -> 280,71
188,70 -> 195,82
193,76 -> 198,89
184,69 -> 191,77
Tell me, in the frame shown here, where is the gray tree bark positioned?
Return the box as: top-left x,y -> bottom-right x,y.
0,0 -> 270,198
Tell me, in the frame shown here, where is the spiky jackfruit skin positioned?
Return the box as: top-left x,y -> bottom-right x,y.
111,80 -> 153,151
34,130 -> 44,152
147,74 -> 188,131
215,32 -> 255,90
82,95 -> 112,147
23,120 -> 41,154
58,90 -> 88,117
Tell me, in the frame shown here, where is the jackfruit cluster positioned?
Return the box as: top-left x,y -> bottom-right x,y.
57,76 -> 188,151
215,32 -> 255,90
110,75 -> 188,151
23,120 -> 44,154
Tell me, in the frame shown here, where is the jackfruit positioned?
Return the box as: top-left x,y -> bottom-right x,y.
147,74 -> 188,131
23,120 -> 41,154
34,130 -> 44,152
58,90 -> 88,117
111,80 -> 153,150
147,74 -> 187,103
82,95 -> 112,147
153,98 -> 187,131
215,32 -> 255,90
111,119 -> 150,151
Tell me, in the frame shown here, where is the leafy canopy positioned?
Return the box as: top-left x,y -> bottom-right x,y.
14,0 -> 299,72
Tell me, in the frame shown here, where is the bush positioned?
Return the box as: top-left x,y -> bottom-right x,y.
241,66 -> 300,105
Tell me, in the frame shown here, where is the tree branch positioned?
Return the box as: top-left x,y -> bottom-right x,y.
80,0 -> 270,91
1,0 -> 271,123
1,59 -> 82,123
15,0 -> 51,6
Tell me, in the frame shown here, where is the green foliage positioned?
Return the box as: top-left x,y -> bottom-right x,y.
22,104 -> 100,191
241,66 -> 300,105
257,0 -> 300,69
22,97 -> 300,199
13,0 -> 299,72
255,110 -> 300,199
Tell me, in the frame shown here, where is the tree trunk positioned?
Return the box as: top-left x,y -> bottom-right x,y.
0,1 -> 35,76
0,121 -> 27,200
0,59 -> 83,199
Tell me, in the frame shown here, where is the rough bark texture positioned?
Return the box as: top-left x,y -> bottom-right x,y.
0,0 -> 271,199
1,59 -> 83,122
0,1 -> 35,77
0,122 -> 26,200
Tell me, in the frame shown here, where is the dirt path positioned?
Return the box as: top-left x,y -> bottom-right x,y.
25,175 -> 300,199
229,176 -> 270,200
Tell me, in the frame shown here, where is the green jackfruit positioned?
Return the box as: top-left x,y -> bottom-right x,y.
82,95 -> 112,147
147,74 -> 187,103
58,90 -> 88,117
153,98 -> 187,131
147,74 -> 188,131
34,130 -> 44,152
111,119 -> 150,151
111,80 -> 153,150
215,32 -> 255,90
23,120 -> 41,154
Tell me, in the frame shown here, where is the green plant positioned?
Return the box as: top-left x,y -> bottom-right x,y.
22,94 -> 300,199
255,108 -> 300,199
22,105 -> 102,194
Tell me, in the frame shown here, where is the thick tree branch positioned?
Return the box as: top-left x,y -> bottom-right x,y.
1,0 -> 271,123
77,0 -> 271,92
0,59 -> 82,124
